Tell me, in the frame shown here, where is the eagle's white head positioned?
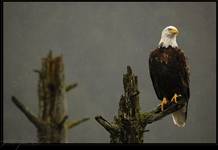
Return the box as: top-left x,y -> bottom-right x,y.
158,26 -> 179,48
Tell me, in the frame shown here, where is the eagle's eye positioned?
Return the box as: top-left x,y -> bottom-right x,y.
168,28 -> 173,31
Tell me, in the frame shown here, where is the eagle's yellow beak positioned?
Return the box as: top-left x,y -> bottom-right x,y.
170,28 -> 179,35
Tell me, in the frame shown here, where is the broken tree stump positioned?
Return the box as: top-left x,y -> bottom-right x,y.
12,51 -> 89,143
95,66 -> 185,143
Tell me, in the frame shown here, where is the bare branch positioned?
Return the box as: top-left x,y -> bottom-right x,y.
65,83 -> 78,92
95,116 -> 119,135
11,96 -> 44,129
33,69 -> 41,74
68,117 -> 90,129
141,99 -> 186,125
58,115 -> 68,128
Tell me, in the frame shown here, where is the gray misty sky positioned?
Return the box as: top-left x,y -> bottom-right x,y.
3,2 -> 216,143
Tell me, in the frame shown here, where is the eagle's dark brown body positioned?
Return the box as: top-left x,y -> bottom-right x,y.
149,46 -> 190,102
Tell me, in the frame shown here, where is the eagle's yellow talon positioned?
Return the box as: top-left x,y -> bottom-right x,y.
160,97 -> 168,111
171,93 -> 182,104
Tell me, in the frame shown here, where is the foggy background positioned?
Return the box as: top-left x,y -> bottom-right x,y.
3,2 -> 216,143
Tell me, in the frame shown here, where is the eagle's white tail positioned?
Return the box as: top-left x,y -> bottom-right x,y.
172,103 -> 187,127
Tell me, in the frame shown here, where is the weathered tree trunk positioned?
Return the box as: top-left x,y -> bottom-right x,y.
95,66 -> 185,143
12,51 -> 89,143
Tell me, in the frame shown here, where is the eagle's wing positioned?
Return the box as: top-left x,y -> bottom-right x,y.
172,49 -> 190,127
177,49 -> 190,100
149,51 -> 162,100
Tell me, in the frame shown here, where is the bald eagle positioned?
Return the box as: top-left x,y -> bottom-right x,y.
149,26 -> 190,127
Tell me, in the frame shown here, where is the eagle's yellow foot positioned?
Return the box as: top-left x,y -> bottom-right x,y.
160,97 -> 168,111
171,93 -> 182,104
